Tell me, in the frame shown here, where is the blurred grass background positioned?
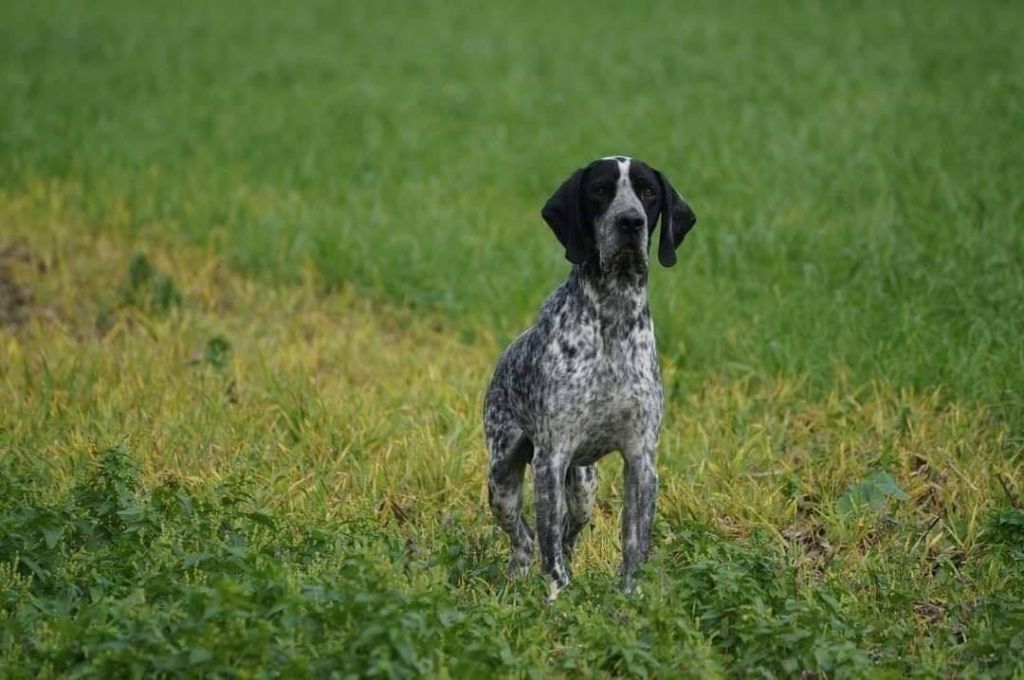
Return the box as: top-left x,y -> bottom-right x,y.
2,0 -> 1024,676
3,0 -> 1021,405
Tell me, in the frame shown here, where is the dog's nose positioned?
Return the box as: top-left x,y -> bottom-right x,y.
616,212 -> 645,233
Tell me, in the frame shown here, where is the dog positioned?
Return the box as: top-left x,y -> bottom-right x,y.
484,156 -> 696,600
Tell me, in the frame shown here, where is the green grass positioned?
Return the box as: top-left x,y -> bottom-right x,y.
3,0 -> 1022,404
1,0 -> 1023,676
1,199 -> 1022,677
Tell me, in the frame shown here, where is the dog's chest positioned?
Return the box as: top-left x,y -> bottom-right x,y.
544,314 -> 662,457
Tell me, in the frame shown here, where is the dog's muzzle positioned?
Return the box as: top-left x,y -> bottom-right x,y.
616,210 -> 646,236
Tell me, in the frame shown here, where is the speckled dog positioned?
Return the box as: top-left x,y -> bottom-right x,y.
484,156 -> 696,600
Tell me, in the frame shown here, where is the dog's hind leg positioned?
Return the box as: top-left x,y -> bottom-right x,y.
562,464 -> 598,566
487,429 -> 535,578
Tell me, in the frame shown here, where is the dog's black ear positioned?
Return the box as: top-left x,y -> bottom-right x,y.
541,168 -> 589,265
655,170 -> 696,267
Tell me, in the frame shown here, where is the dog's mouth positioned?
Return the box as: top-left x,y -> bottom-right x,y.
603,244 -> 648,274
617,237 -> 649,257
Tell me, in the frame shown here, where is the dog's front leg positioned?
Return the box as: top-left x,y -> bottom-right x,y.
533,453 -> 570,601
620,450 -> 658,592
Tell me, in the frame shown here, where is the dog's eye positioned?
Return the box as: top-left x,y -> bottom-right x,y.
642,187 -> 656,198
593,186 -> 609,197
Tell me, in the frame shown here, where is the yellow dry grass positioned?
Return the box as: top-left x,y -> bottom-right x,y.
1,185 -> 1019,581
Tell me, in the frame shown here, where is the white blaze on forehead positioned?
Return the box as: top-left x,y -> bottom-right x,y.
607,157 -> 641,209
615,157 -> 631,190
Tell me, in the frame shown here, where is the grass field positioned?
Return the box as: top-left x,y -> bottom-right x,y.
2,0 -> 1023,676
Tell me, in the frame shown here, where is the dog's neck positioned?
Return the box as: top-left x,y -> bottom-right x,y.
570,259 -> 650,334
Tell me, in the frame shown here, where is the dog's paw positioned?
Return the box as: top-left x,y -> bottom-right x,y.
544,565 -> 571,603
506,549 -> 533,580
545,578 -> 566,603
619,567 -> 644,596
622,578 -> 644,597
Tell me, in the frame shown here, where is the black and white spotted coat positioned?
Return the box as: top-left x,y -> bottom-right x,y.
484,156 -> 696,600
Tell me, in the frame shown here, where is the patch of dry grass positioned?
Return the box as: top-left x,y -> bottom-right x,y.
2,188 -> 1022,675
2,186 -> 1019,573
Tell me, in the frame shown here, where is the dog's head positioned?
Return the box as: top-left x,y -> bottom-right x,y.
541,156 -> 696,271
